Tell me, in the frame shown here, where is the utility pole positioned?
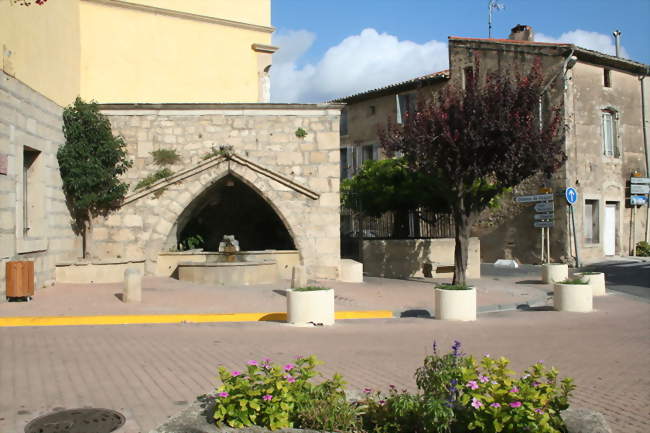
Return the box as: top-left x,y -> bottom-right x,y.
488,1 -> 505,38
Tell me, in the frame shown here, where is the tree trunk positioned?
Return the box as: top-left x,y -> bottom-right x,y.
452,203 -> 471,286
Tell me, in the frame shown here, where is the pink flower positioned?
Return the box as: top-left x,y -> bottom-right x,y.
262,394 -> 273,401
534,408 -> 544,414
284,375 -> 296,383
532,381 -> 541,387
231,370 -> 242,377
283,363 -> 295,371
247,360 -> 258,366
478,375 -> 489,383
262,357 -> 272,363
466,380 -> 479,390
490,402 -> 501,408
363,388 -> 372,394
379,400 -> 386,405
509,386 -> 519,393
217,392 -> 229,398
510,401 -> 522,408
471,397 -> 483,409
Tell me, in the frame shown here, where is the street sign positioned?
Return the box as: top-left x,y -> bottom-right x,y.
630,184 -> 650,194
630,177 -> 650,185
514,194 -> 554,203
565,187 -> 578,205
534,202 -> 554,212
534,221 -> 554,228
630,195 -> 648,206
534,212 -> 554,220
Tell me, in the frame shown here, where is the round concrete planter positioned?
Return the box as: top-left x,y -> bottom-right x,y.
575,272 -> 606,296
434,287 -> 477,321
542,263 -> 569,284
286,288 -> 335,326
554,283 -> 593,312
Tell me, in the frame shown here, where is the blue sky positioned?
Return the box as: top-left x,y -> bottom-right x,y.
269,0 -> 650,103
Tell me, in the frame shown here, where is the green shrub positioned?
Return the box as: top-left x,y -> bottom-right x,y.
295,127 -> 308,138
213,355 -> 348,430
134,168 -> 174,191
293,286 -> 330,292
636,241 -> 650,257
559,277 -> 588,285
151,148 -> 180,166
177,234 -> 204,251
436,284 -> 473,290
293,381 -> 361,431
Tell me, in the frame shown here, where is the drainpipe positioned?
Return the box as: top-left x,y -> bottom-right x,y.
612,30 -> 622,57
641,72 -> 650,241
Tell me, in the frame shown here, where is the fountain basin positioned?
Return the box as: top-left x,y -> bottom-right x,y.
177,260 -> 279,286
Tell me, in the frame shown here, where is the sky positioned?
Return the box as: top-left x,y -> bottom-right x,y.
269,0 -> 650,103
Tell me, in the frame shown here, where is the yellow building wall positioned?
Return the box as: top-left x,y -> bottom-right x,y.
0,0 -> 80,106
79,0 -> 273,103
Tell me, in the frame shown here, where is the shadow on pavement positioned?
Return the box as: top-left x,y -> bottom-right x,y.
399,309 -> 433,318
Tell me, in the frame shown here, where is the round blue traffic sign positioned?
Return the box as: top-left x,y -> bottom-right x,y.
565,187 -> 578,205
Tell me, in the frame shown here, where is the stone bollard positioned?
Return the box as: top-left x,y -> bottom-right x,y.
123,268 -> 142,303
291,265 -> 307,288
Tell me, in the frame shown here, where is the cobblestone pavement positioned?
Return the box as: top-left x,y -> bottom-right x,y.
1,293 -> 648,433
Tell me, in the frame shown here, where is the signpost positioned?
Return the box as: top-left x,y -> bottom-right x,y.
630,177 -> 650,184
565,188 -> 580,267
515,194 -> 553,203
629,177 -> 649,256
534,202 -> 554,212
630,195 -> 648,206
534,212 -> 554,220
565,187 -> 578,205
630,184 -> 650,194
534,221 -> 554,228
514,192 -> 555,263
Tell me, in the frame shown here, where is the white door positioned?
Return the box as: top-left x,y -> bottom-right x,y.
604,204 -> 616,256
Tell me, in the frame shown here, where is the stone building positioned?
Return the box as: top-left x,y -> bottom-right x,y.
335,28 -> 650,264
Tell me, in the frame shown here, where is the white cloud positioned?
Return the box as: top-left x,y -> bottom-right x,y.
535,29 -> 628,58
270,28 -> 448,103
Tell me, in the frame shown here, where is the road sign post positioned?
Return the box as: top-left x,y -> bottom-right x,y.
565,188 -> 580,268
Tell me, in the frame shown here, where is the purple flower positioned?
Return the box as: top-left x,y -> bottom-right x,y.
471,397 -> 483,409
510,401 -> 522,408
532,381 -> 541,387
246,360 -> 258,366
534,408 -> 545,414
217,392 -> 229,398
379,400 -> 386,405
363,388 -> 372,394
262,394 -> 273,401
479,375 -> 489,383
283,363 -> 295,372
466,381 -> 479,390
284,375 -> 296,383
483,353 -> 491,358
490,402 -> 501,408
389,384 -> 396,390
509,386 -> 519,393
432,340 -> 438,355
451,340 -> 462,357
231,370 -> 242,377
262,357 -> 272,363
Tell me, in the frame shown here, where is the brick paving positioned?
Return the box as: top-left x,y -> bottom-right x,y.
0,293 -> 648,433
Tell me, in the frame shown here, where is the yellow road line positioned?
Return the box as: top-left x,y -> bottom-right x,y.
0,310 -> 394,327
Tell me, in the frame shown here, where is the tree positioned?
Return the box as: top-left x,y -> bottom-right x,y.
58,97 -> 132,258
380,58 -> 565,285
341,157 -> 450,237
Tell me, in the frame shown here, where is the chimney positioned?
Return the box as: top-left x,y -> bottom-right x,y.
612,30 -> 621,57
509,24 -> 534,42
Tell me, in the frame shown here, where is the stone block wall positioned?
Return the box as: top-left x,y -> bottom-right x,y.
0,72 -> 78,299
90,104 -> 343,280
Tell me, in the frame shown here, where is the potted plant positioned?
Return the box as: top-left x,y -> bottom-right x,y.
542,263 -> 569,284
286,286 -> 334,326
434,284 -> 476,321
553,277 -> 592,312
575,271 -> 606,296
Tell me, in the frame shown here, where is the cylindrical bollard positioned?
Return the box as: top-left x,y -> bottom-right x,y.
575,272 -> 606,296
542,263 -> 568,284
123,268 -> 142,303
554,283 -> 592,312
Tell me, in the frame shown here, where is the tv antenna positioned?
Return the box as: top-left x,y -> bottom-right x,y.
488,1 -> 505,38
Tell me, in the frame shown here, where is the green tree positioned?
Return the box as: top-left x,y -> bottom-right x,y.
341,157 -> 450,237
58,97 -> 132,258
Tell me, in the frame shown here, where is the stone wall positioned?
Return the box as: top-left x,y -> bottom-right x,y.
0,72 -> 78,299
90,104 -> 343,280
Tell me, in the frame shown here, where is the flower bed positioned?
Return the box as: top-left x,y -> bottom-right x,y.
205,342 -> 576,433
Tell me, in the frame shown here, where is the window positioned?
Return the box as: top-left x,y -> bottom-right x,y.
396,93 -> 416,124
603,69 -> 611,88
340,148 -> 349,179
601,109 -> 619,157
340,108 -> 348,136
23,147 -> 41,234
361,145 -> 374,165
368,105 -> 376,116
584,199 -> 600,244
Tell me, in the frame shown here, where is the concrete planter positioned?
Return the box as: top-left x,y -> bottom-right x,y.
542,263 -> 569,284
434,287 -> 477,321
576,272 -> 606,296
554,283 -> 593,312
286,288 -> 335,326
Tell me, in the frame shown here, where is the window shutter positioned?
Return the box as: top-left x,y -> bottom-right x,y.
395,94 -> 403,124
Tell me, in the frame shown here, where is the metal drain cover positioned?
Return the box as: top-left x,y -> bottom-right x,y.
25,408 -> 125,433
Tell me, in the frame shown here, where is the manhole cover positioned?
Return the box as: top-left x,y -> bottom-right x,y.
25,408 -> 124,433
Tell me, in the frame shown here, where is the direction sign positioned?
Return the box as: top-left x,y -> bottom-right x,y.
565,187 -> 578,205
630,177 -> 650,185
534,221 -> 554,228
630,195 -> 648,206
534,202 -> 554,212
515,194 -> 554,203
630,184 -> 650,194
534,212 -> 554,220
